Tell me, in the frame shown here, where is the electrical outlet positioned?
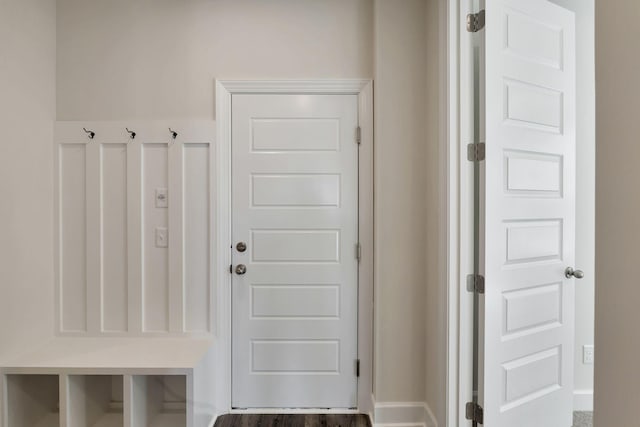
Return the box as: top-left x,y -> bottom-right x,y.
583,345 -> 594,364
155,227 -> 168,248
155,188 -> 168,208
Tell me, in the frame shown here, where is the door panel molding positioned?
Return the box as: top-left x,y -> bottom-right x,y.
215,80 -> 373,414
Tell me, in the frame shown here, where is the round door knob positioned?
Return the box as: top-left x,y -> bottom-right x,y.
565,267 -> 584,279
235,264 -> 247,275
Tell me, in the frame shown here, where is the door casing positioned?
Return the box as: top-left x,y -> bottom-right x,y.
214,80 -> 374,415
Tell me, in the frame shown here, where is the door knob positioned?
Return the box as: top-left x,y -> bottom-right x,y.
235,264 -> 247,275
565,267 -> 584,279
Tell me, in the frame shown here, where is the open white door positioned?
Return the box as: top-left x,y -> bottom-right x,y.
478,0 -> 576,426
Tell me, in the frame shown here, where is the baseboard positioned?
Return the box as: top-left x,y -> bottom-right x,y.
208,413 -> 219,427
372,401 -> 437,427
574,389 -> 594,412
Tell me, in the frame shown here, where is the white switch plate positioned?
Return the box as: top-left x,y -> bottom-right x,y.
155,188 -> 168,208
155,227 -> 168,248
583,345 -> 594,364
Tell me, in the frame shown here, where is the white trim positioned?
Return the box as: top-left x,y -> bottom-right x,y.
447,0 -> 483,425
573,389 -> 593,412
373,402 -> 437,427
444,0 -> 460,426
446,1 -> 476,427
229,409 -> 361,415
214,79 -> 374,414
215,79 -> 369,94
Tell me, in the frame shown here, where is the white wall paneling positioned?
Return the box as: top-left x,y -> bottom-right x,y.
101,145 -> 129,333
54,122 -> 215,337
142,144 -> 170,333
183,144 -> 212,333
58,144 -> 88,333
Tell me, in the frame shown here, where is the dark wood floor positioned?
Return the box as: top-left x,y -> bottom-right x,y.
214,414 -> 371,427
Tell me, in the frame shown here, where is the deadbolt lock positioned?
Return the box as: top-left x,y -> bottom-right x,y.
236,242 -> 247,252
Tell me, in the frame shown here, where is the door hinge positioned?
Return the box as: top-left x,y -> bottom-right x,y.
356,359 -> 360,377
465,402 -> 484,424
356,243 -> 362,262
466,10 -> 485,32
467,143 -> 486,162
356,126 -> 362,145
467,274 -> 485,294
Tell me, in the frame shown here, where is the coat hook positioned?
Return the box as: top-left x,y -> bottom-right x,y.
169,128 -> 178,140
83,128 -> 95,140
126,128 -> 136,140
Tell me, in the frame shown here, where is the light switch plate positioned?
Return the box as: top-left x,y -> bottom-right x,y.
155,227 -> 168,248
583,345 -> 594,364
155,188 -> 168,208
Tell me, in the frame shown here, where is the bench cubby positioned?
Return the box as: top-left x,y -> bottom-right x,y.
4,374 -> 60,427
129,375 -> 187,427
65,375 -> 124,427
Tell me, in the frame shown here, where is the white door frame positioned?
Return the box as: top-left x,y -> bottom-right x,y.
445,0 -> 480,426
214,80 -> 374,415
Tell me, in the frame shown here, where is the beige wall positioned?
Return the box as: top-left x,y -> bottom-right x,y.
424,0 -> 447,422
0,0 -> 56,363
373,0 -> 429,404
56,0 -> 373,120
594,0 -> 640,424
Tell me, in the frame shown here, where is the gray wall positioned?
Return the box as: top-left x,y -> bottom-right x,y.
594,0 -> 640,424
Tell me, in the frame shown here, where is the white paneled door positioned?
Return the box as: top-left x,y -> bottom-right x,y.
231,94 -> 359,408
479,0 -> 576,426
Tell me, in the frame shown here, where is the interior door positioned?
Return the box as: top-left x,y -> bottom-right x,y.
479,0 -> 576,426
231,94 -> 359,408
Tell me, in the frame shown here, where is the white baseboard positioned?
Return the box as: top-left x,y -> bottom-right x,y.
574,389 -> 594,412
372,401 -> 437,427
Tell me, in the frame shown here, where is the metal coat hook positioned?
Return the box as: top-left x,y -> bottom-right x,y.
83,128 -> 95,140
169,128 -> 178,140
126,128 -> 136,140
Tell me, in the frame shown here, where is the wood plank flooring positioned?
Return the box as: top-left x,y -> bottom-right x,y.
214,414 -> 371,427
